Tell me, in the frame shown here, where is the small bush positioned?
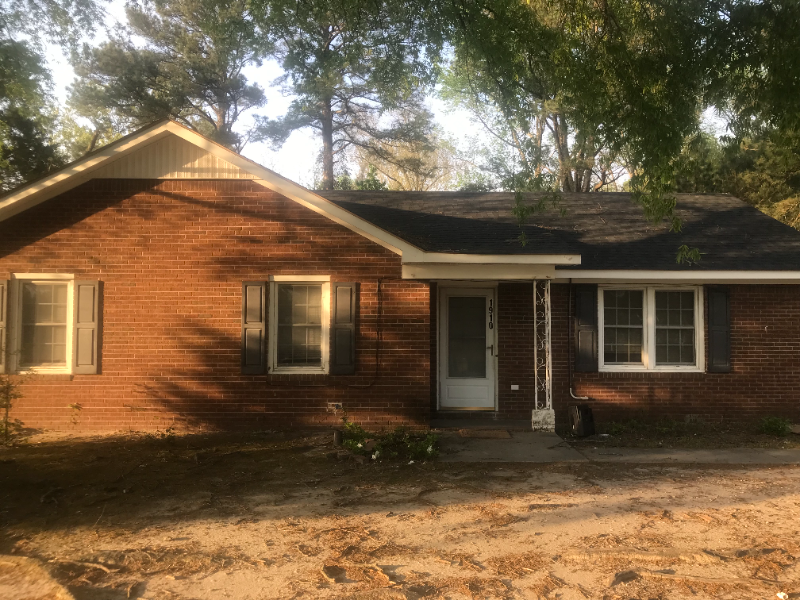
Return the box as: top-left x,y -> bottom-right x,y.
341,419 -> 369,453
759,416 -> 792,437
340,414 -> 438,461
0,375 -> 25,445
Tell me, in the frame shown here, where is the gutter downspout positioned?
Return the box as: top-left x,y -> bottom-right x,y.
568,279 -> 589,401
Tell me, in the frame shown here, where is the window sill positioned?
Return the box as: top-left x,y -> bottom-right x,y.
16,368 -> 72,376
599,366 -> 704,374
269,367 -> 328,375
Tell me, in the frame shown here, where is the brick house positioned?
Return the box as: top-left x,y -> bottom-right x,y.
1,121 -> 799,432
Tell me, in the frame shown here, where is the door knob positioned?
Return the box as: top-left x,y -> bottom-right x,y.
486,345 -> 494,356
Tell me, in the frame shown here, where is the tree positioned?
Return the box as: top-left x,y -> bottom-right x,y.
350,109 -> 469,191
721,128 -> 800,228
707,1 -> 800,138
332,164 -> 388,190
0,0 -> 102,189
70,0 -> 270,151
442,61 -> 626,194
252,0 -> 439,189
674,131 -> 725,194
434,0 -> 717,227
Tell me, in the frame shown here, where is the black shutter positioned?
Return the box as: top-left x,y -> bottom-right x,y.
330,282 -> 357,375
242,282 -> 266,374
0,280 -> 6,374
574,284 -> 598,372
73,281 -> 102,375
707,286 -> 731,373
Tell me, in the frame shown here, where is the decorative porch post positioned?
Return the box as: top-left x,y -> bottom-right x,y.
532,279 -> 556,431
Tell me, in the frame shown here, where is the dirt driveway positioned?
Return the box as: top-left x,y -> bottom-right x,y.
1,431 -> 799,599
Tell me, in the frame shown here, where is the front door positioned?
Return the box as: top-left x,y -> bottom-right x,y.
439,287 -> 496,409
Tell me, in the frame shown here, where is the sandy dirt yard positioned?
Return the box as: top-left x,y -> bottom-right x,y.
1,431 -> 799,600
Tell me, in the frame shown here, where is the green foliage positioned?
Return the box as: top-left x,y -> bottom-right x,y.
0,0 -> 101,189
0,39 -> 66,190
340,415 -> 439,461
676,245 -> 701,266
354,165 -> 389,191
332,165 -> 389,191
759,416 -> 792,437
0,375 -> 25,445
70,0 -> 269,151
672,124 -> 800,231
724,128 -> 800,229
675,131 -> 725,194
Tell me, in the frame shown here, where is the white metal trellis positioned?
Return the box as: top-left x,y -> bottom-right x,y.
533,280 -> 552,411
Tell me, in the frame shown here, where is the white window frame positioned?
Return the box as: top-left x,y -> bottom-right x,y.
9,274 -> 75,375
268,276 -> 330,374
598,285 -> 705,373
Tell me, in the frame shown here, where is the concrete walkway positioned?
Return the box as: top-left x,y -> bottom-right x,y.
437,430 -> 800,464
438,431 -> 586,463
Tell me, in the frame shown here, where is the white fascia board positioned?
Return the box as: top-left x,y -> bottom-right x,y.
403,263 -> 556,280
403,251 -> 581,265
0,123 -> 174,223
554,270 -> 800,283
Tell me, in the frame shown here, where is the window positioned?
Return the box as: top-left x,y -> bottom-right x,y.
269,277 -> 329,373
599,286 -> 703,371
655,291 -> 695,365
20,281 -> 70,367
603,290 -> 643,364
7,276 -> 75,374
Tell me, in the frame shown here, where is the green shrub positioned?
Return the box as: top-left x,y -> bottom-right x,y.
339,414 -> 439,461
759,416 -> 792,437
341,419 -> 369,454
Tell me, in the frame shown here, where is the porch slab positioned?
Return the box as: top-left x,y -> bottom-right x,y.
437,430 -> 587,463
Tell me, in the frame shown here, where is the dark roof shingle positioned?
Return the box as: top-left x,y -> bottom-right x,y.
317,191 -> 800,271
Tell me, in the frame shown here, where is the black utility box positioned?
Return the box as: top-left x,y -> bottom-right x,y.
569,404 -> 595,437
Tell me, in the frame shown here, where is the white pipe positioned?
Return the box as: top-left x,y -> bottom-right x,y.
570,388 -> 589,400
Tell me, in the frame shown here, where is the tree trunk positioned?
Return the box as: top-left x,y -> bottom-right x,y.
534,115 -> 545,178
551,114 -> 574,192
320,97 -> 335,190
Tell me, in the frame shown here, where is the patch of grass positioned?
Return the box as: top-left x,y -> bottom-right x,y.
759,416 -> 792,437
340,415 -> 438,461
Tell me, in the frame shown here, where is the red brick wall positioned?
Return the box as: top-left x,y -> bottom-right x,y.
496,283 -> 538,418
552,282 -> 800,424
0,179 -> 431,432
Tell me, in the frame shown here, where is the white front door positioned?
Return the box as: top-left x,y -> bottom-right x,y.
439,287 -> 496,409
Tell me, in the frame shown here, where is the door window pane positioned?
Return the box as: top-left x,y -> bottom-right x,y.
655,291 -> 695,365
277,284 -> 323,367
603,290 -> 644,364
20,281 -> 69,367
448,296 -> 486,378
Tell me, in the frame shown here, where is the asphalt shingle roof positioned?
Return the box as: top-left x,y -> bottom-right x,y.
317,191 -> 800,271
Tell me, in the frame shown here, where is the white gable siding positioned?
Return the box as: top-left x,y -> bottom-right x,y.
92,134 -> 256,179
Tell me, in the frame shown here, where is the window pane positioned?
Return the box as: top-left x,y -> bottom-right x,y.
276,284 -> 323,367
448,297 -> 486,378
603,290 -> 644,364
20,282 -> 69,367
654,291 -> 695,366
